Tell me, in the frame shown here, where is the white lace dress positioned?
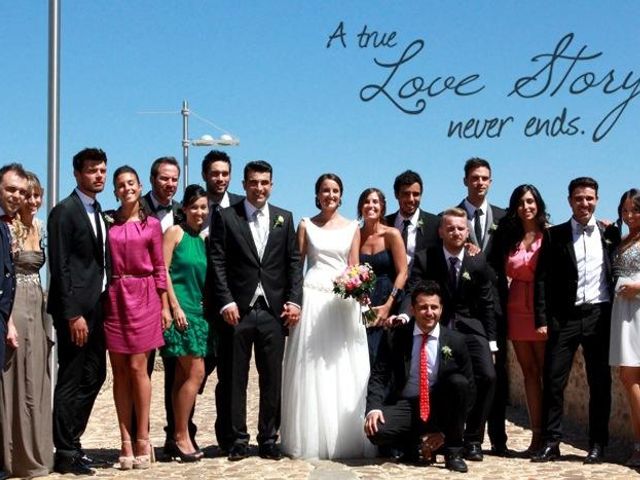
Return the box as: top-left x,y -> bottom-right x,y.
281,218 -> 374,459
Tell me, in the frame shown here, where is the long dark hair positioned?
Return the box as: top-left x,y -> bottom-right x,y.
314,173 -> 343,209
617,188 -> 640,248
357,187 -> 386,221
113,165 -> 147,222
498,184 -> 548,252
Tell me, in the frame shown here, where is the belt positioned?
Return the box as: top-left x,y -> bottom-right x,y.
111,273 -> 152,279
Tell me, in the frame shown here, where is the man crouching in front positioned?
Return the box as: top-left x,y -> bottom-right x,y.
364,281 -> 475,473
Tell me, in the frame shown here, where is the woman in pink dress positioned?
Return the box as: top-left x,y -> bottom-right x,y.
104,166 -> 166,470
489,184 -> 548,455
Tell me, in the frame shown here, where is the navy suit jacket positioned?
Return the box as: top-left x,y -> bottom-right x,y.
0,221 -> 16,367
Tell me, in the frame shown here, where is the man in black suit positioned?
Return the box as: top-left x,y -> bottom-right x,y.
366,281 -> 475,473
209,160 -> 303,461
457,157 -> 509,456
385,170 -> 440,267
399,208 -> 497,462
201,150 -> 243,237
140,156 -> 183,233
47,148 -> 109,475
532,177 -> 620,464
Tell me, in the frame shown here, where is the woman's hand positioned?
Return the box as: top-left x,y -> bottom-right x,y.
536,325 -> 548,337
173,307 -> 188,331
161,307 -> 173,332
617,282 -> 640,299
6,317 -> 18,349
372,303 -> 391,327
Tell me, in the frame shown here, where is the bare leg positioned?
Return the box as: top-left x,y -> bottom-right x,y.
513,341 -> 545,449
173,356 -> 205,454
619,367 -> 640,440
110,352 -> 134,457
129,352 -> 152,457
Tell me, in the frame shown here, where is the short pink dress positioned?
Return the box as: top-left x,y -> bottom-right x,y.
505,233 -> 546,342
104,217 -> 166,354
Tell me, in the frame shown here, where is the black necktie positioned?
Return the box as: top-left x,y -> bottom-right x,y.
401,219 -> 411,247
448,256 -> 459,291
474,208 -> 483,246
93,201 -> 104,264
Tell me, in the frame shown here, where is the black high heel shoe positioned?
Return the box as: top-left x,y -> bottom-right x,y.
168,441 -> 201,463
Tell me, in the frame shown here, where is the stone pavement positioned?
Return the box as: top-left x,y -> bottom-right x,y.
42,359 -> 638,480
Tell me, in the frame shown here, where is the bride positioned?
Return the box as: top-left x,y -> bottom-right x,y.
281,173 -> 374,459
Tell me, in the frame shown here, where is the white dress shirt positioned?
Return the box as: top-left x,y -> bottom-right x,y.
394,209 -> 421,267
571,216 -> 609,305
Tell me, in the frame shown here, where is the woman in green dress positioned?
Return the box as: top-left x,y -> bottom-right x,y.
161,185 -> 212,462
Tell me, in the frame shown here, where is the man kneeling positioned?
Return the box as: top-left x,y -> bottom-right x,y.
364,281 -> 475,473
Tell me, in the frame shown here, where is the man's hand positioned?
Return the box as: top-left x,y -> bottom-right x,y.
6,317 -> 18,349
222,304 -> 241,326
281,303 -> 301,328
68,316 -> 89,347
364,410 -> 385,437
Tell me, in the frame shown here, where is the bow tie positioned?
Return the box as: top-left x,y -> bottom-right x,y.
155,204 -> 172,213
577,223 -> 595,235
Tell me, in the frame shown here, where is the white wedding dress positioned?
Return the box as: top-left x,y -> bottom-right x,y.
281,218 -> 374,459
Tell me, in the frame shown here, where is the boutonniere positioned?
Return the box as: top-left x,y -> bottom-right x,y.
441,345 -> 453,361
461,270 -> 471,281
488,223 -> 498,233
273,215 -> 284,228
417,218 -> 425,229
103,212 -> 115,226
604,238 -> 613,246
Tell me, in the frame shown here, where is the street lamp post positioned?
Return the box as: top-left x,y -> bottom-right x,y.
180,99 -> 239,189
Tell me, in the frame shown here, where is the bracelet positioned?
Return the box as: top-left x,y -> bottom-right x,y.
389,287 -> 399,299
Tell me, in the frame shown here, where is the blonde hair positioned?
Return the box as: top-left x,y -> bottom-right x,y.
13,172 -> 43,250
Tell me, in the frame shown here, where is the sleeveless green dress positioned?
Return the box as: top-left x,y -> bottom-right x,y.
161,227 -> 214,357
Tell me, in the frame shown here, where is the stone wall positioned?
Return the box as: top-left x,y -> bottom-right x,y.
507,343 -> 632,440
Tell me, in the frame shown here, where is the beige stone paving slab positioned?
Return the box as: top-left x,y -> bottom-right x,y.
38,357 -> 640,479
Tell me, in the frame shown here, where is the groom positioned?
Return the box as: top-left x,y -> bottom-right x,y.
209,160 -> 303,461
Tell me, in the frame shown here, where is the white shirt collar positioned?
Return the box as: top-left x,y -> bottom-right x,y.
571,215 -> 597,234
413,321 -> 440,340
463,197 -> 489,216
75,187 -> 97,208
398,208 -> 420,226
443,246 -> 464,263
244,199 -> 269,219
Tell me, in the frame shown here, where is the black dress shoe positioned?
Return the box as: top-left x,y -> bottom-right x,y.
228,444 -> 249,461
584,444 -> 605,464
530,441 -> 560,462
464,442 -> 483,461
258,444 -> 283,460
54,455 -> 95,475
490,444 -> 514,457
445,452 -> 469,473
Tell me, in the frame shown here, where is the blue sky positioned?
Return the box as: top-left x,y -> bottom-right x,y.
1,1 -> 639,228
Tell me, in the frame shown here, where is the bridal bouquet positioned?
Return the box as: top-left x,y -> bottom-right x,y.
333,263 -> 378,326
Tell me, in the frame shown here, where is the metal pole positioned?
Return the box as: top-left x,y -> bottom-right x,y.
47,0 -> 60,211
181,100 -> 189,190
47,0 -> 61,405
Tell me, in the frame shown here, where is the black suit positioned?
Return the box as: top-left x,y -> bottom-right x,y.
47,190 -> 109,459
209,200 -> 302,448
367,322 -> 475,453
534,219 -> 620,446
0,221 -> 16,370
458,199 -> 510,448
385,209 -> 440,256
403,246 -> 496,445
